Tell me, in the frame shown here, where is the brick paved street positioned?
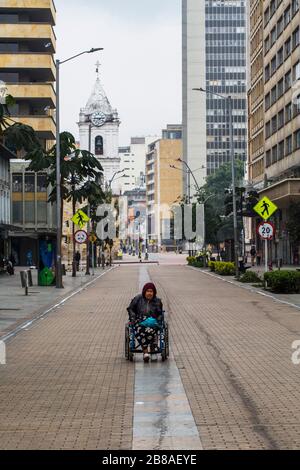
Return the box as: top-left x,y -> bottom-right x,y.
1,263 -> 300,449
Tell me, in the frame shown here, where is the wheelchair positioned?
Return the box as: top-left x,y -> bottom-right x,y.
125,311 -> 169,362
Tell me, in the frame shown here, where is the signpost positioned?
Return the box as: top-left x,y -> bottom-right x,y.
72,210 -> 90,229
74,230 -> 88,245
254,197 -> 278,272
89,233 -> 97,276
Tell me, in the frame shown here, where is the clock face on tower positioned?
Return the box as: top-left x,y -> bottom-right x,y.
91,111 -> 106,127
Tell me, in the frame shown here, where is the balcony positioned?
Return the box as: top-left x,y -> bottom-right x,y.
0,23 -> 56,49
0,1 -> 56,25
0,53 -> 55,81
7,83 -> 56,108
11,115 -> 56,139
260,178 -> 300,208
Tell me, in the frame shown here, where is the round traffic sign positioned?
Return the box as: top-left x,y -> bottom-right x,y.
257,222 -> 275,240
74,230 -> 88,244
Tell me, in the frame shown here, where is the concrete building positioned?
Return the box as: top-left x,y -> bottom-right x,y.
118,136 -> 159,193
248,0 -> 300,264
79,66 -> 121,195
9,160 -> 57,266
0,143 -> 15,266
182,0 -> 248,191
146,127 -> 182,251
0,0 -> 56,150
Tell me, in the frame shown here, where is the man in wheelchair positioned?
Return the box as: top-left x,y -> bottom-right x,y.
127,282 -> 163,363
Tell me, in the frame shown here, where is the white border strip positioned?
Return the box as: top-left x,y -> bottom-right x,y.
1,267 -> 115,343
187,266 -> 300,311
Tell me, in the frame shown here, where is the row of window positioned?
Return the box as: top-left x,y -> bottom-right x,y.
265,27 -> 300,82
12,174 -> 47,193
265,61 -> 300,110
264,0 -> 299,29
266,130 -> 300,167
265,101 -> 300,138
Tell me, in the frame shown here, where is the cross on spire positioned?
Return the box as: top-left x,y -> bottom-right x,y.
95,61 -> 101,80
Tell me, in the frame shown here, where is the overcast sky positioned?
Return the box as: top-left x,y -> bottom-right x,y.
55,0 -> 182,145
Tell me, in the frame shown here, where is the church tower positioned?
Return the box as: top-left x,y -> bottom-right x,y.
78,63 -> 121,194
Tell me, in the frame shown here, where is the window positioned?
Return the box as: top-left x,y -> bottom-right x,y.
271,27 -> 276,46
265,64 -> 270,82
295,129 -> 300,150
286,102 -> 292,121
265,93 -> 270,110
25,201 -> 35,224
286,135 -> 293,155
271,145 -> 278,164
37,174 -> 47,193
270,0 -> 276,17
284,6 -> 291,26
285,37 -> 291,58
285,70 -> 292,90
95,136 -> 104,156
12,202 -> 22,224
277,47 -> 283,66
266,121 -> 271,138
271,115 -> 277,134
264,7 -> 270,25
37,202 -> 47,224
278,140 -> 284,160
293,61 -> 300,81
277,16 -> 284,37
278,78 -> 284,97
278,109 -> 284,128
25,174 -> 35,193
271,86 -> 277,105
12,174 -> 22,192
292,0 -> 299,16
271,56 -> 277,74
293,27 -> 300,49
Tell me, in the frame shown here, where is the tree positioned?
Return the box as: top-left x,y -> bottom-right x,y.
195,161 -> 245,245
1,94 -> 41,154
25,131 -> 104,276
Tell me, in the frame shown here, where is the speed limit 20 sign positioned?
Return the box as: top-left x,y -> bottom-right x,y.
257,221 -> 275,240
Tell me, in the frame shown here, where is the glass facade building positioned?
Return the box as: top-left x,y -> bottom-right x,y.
205,0 -> 247,175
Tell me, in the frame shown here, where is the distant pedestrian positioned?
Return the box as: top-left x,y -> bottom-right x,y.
75,251 -> 81,271
250,246 -> 256,267
256,250 -> 262,266
101,252 -> 105,270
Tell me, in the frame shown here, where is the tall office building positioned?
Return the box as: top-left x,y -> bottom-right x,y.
182,0 -> 247,190
0,0 -> 57,267
0,0 -> 56,149
248,0 -> 300,264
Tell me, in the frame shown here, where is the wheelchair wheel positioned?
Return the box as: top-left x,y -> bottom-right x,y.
161,322 -> 169,362
125,325 -> 134,362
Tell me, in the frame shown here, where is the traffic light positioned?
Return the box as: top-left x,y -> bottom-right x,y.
224,190 -> 233,216
243,190 -> 259,217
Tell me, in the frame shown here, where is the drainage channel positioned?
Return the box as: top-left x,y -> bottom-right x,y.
132,266 -> 203,450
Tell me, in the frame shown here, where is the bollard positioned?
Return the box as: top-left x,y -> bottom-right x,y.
20,271 -> 29,296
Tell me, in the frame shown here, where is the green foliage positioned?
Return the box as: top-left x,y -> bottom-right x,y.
208,261 -> 216,272
239,271 -> 262,284
264,271 -> 300,293
25,131 -> 104,206
195,161 -> 245,244
214,261 -> 235,276
186,256 -> 204,268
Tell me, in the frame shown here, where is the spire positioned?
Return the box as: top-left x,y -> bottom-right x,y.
85,64 -> 113,116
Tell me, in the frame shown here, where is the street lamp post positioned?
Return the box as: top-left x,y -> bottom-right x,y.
55,47 -> 103,288
193,88 -> 239,278
170,160 -> 203,256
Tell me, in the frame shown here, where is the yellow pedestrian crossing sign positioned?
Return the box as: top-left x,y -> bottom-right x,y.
71,210 -> 90,229
254,196 -> 278,221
